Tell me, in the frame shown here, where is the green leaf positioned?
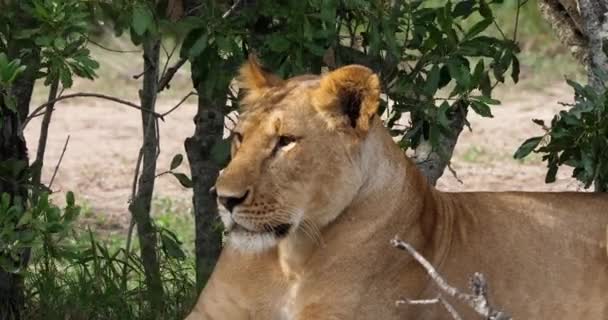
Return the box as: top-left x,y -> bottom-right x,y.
188,33 -> 208,58
66,191 -> 75,207
59,67 -> 73,89
479,0 -> 492,18
267,36 -> 291,53
511,55 -> 520,83
566,79 -> 585,95
437,101 -> 451,129
424,65 -> 440,97
471,60 -> 485,85
465,18 -> 492,40
161,232 -> 186,260
452,0 -> 475,18
46,222 -> 64,233
532,119 -> 545,127
447,59 -> 470,89
53,37 -> 66,51
16,211 -> 32,228
131,5 -> 154,36
170,154 -> 183,170
514,136 -> 542,159
470,100 -> 493,117
474,95 -> 500,105
479,72 -> 492,97
545,162 -> 558,183
171,172 -> 193,188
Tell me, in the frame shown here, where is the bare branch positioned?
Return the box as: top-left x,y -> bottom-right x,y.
157,58 -> 187,92
23,92 -> 164,129
396,297 -> 440,306
391,236 -> 511,320
159,42 -> 180,87
86,37 -> 140,53
161,91 -> 197,117
222,0 -> 243,18
48,135 -> 70,189
33,78 -> 60,188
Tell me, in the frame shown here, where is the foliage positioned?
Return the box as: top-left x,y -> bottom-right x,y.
23,225 -> 196,320
0,0 -> 99,90
179,0 -> 521,165
0,52 -> 26,111
514,79 -> 608,190
0,191 -> 80,273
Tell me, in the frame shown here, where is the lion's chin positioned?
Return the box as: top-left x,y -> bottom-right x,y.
226,229 -> 279,253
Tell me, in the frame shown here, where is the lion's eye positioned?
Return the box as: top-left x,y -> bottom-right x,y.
274,135 -> 297,154
277,135 -> 296,148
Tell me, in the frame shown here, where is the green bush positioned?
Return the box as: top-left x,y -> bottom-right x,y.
515,79 -> 608,191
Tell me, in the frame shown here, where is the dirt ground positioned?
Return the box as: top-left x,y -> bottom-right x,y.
24,80 -> 585,231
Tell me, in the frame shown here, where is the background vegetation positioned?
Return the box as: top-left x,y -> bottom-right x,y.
0,0 -> 604,319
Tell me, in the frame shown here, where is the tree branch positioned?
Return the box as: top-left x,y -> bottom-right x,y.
48,135 -> 69,189
23,92 -> 164,129
161,91 -> 197,117
157,58 -> 187,92
32,78 -> 60,188
391,237 -> 511,320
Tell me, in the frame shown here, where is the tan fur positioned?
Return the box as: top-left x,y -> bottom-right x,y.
186,61 -> 608,320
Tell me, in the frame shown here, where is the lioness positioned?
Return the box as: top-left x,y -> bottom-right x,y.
186,57 -> 608,320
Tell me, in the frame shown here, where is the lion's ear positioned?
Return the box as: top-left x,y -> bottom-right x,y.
238,55 -> 283,100
313,65 -> 381,133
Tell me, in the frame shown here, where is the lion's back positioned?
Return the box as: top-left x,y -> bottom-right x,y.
439,191 -> 608,319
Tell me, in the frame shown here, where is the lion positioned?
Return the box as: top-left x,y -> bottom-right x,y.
185,57 -> 608,320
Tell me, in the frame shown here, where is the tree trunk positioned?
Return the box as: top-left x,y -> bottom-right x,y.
578,0 -> 608,192
31,78 -> 59,188
185,91 -> 225,291
0,57 -> 37,320
0,109 -> 28,320
130,38 -> 165,314
414,104 -> 468,185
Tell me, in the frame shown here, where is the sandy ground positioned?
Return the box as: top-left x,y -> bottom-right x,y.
23,80 -> 585,231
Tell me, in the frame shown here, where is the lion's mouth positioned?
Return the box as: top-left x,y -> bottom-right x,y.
226,222 -> 292,238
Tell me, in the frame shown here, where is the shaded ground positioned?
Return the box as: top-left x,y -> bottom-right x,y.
24,80 -> 584,233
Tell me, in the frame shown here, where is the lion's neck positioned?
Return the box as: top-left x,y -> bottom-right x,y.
278,119 -> 452,277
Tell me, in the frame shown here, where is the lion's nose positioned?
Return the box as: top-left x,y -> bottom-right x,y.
217,190 -> 249,212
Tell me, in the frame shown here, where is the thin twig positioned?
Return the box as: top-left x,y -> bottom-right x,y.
397,297 -> 440,306
439,296 -> 464,320
447,161 -> 463,184
160,91 -> 197,117
133,69 -> 146,80
23,92 -> 164,129
513,0 -> 522,42
86,37 -> 140,53
391,236 -> 511,320
222,0 -> 243,18
159,42 -> 180,88
49,135 -> 70,189
157,58 -> 187,92
122,147 -> 144,289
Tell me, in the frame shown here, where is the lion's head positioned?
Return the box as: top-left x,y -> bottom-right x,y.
214,56 -> 381,252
